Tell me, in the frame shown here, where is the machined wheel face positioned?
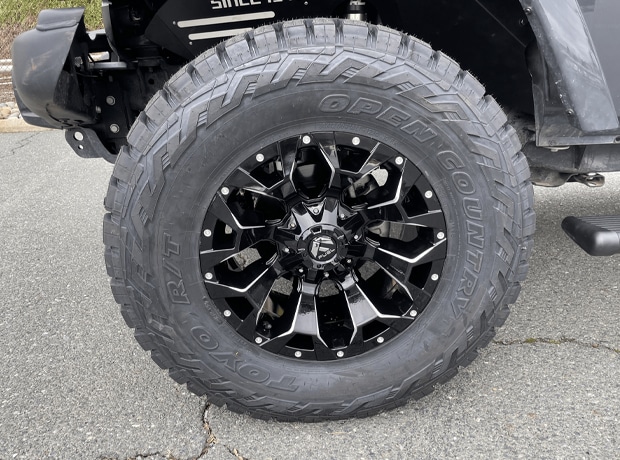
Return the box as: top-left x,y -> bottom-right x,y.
199,132 -> 447,361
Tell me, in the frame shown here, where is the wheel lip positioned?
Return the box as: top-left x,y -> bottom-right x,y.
197,128 -> 449,361
153,97 -> 494,371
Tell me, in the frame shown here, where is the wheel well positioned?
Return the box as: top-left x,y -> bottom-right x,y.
88,0 -> 537,160
372,0 -> 536,116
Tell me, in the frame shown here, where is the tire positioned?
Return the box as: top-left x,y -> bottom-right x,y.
104,18 -> 535,421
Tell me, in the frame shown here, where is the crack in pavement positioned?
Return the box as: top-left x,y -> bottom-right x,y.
100,453 -> 178,460
100,401 -> 217,460
493,337 -> 620,353
0,131 -> 41,159
202,403 -> 249,460
199,402 -> 218,459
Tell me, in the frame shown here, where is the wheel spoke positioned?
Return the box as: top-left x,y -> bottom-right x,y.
342,275 -> 383,326
261,281 -> 328,351
206,264 -> 279,309
224,168 -> 268,193
200,247 -> 239,269
357,142 -> 399,176
376,239 -> 447,267
367,161 -> 421,210
313,132 -> 340,189
209,193 -> 259,231
365,245 -> 433,308
401,210 -> 445,229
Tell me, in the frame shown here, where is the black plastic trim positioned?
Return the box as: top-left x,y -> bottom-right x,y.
521,0 -> 618,134
562,216 -> 620,256
11,8 -> 94,129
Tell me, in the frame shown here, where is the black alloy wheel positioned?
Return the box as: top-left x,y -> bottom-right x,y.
200,132 -> 447,361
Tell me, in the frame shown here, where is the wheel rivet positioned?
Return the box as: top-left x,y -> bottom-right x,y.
106,96 -> 116,106
352,137 -> 361,146
354,234 -> 361,241
203,229 -> 212,237
221,186 -> 230,196
298,268 -> 304,274
302,135 -> 312,145
340,213 -> 345,219
256,153 -> 265,162
437,232 -> 445,240
255,337 -> 263,344
110,124 -> 120,134
346,258 -> 352,264
223,310 -> 232,317
312,207 -> 320,215
294,351 -> 302,358
377,336 -> 385,344
324,272 -> 330,278
395,156 -> 404,165
410,310 -> 418,317
425,191 -> 433,199
283,247 -> 290,253
205,272 -> 213,280
289,221 -> 297,229
336,351 -> 344,358
431,274 -> 439,281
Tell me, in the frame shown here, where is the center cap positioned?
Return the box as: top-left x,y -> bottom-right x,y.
309,235 -> 338,262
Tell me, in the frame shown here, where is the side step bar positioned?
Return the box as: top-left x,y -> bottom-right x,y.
562,216 -> 620,256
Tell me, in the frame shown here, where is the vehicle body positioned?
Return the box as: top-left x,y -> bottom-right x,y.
11,0 -> 620,420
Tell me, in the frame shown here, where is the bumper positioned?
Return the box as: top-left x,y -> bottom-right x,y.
11,8 -> 95,129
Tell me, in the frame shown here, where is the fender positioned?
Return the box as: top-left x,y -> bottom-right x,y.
12,8 -> 95,129
520,0 -> 618,141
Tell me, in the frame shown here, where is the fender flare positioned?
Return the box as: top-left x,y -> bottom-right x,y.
520,0 -> 618,133
11,8 -> 94,129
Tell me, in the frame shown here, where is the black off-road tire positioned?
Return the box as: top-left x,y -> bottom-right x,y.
104,18 -> 535,421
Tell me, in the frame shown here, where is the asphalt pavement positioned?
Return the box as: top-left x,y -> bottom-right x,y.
0,131 -> 618,459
